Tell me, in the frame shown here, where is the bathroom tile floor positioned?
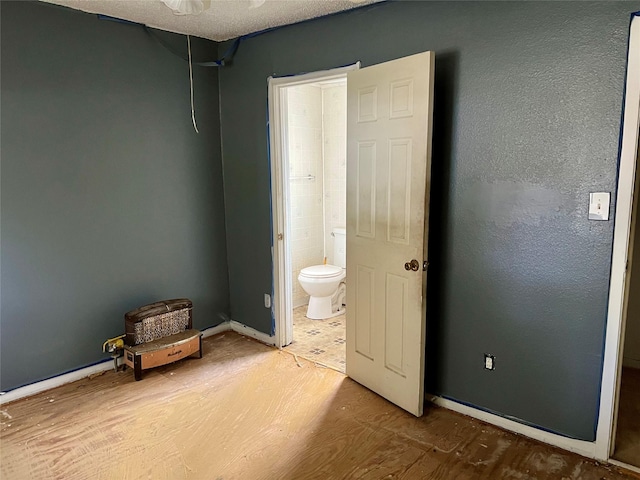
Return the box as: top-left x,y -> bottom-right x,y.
285,306 -> 346,373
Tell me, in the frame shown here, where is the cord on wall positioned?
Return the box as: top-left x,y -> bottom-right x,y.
187,35 -> 199,134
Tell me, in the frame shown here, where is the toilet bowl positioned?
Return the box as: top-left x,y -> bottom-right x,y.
298,265 -> 346,319
298,227 -> 347,320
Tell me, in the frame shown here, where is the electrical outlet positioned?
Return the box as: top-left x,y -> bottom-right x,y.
484,354 -> 495,371
264,294 -> 271,309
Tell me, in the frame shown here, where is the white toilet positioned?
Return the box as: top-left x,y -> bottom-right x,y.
298,227 -> 346,320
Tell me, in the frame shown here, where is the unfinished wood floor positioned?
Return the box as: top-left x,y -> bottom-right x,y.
1,332 -> 638,480
613,366 -> 640,468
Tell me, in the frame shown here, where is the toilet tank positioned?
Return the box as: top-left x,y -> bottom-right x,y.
332,227 -> 346,268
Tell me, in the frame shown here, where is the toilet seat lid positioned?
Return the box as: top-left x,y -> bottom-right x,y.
300,264 -> 344,278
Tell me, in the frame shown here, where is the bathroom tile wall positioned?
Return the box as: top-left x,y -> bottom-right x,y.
288,84 -> 324,307
322,84 -> 347,265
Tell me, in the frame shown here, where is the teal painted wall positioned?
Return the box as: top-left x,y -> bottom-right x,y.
217,1 -> 640,440
1,1 -> 229,391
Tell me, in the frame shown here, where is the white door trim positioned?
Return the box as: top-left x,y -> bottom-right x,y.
595,12 -> 640,462
268,63 -> 360,348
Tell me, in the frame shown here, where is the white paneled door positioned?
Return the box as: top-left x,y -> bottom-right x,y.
346,51 -> 435,416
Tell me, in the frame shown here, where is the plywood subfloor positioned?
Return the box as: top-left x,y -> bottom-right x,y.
613,366 -> 640,468
1,332 -> 638,480
285,306 -> 346,373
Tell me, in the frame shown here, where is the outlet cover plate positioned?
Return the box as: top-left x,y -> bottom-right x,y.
484,353 -> 495,371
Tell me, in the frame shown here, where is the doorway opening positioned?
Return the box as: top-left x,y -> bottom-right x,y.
611,133 -> 640,470
268,65 -> 358,373
597,10 -> 640,472
270,51 -> 433,417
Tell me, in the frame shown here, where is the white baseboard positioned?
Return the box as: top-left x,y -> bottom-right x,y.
0,326 -> 604,462
622,357 -> 640,369
0,359 -> 118,406
201,322 -> 231,338
609,458 -> 640,475
0,321 -> 278,406
430,396 -> 597,459
0,322 -> 233,406
230,320 -> 277,346
203,321 -> 277,347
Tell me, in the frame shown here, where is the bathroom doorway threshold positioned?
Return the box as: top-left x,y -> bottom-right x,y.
267,63 -> 359,350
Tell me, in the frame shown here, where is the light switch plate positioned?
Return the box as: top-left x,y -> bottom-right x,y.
589,192 -> 610,221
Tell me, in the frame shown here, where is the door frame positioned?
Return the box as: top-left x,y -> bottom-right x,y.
596,11 -> 640,464
268,63 -> 360,349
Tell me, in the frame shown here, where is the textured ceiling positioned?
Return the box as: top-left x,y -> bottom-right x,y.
41,0 -> 379,41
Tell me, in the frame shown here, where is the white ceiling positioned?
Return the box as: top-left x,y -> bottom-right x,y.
41,0 -> 380,42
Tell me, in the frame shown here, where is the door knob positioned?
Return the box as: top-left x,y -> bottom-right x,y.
404,259 -> 420,271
